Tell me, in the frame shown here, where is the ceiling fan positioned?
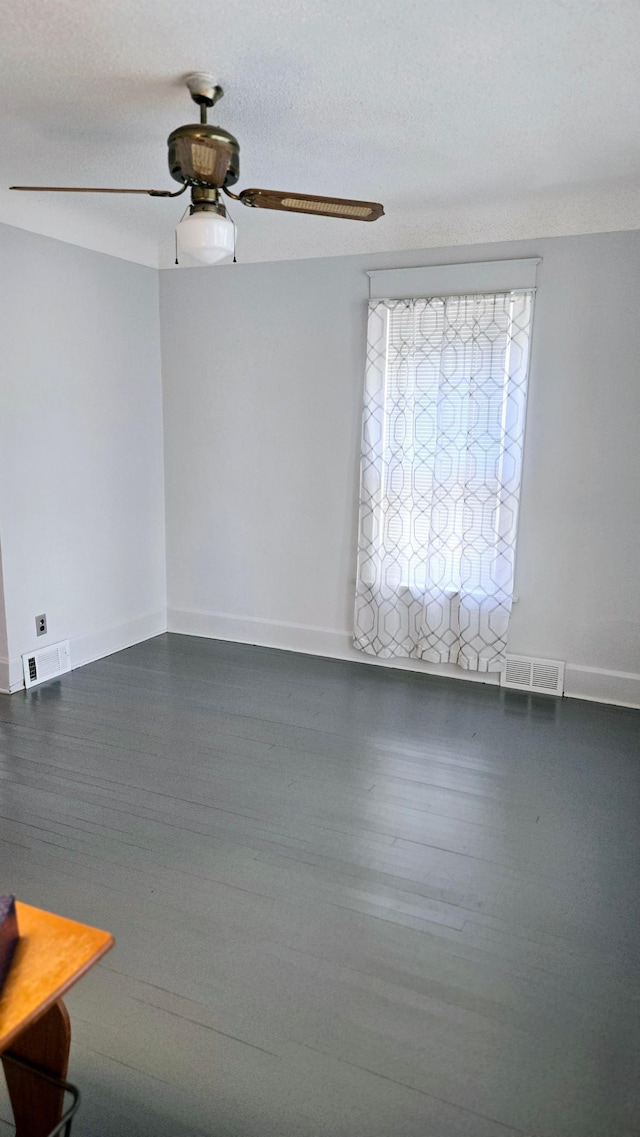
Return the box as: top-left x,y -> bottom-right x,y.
10,73 -> 385,265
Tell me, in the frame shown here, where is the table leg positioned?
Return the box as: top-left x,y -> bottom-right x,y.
2,998 -> 71,1137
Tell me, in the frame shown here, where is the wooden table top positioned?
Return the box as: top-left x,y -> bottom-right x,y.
0,902 -> 114,1052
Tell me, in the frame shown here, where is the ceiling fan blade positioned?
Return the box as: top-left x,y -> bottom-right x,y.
236,188 -> 384,221
10,185 -> 186,198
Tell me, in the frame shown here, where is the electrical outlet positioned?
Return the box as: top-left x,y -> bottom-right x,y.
36,613 -> 47,637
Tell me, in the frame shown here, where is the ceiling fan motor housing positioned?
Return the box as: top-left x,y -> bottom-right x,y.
167,124 -> 240,188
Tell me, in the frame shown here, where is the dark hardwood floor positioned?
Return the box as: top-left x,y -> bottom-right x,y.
0,633 -> 638,1136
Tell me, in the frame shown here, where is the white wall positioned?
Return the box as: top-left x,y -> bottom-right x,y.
0,223 -> 166,691
2,222 -> 636,704
160,230 -> 640,707
0,547 -> 9,666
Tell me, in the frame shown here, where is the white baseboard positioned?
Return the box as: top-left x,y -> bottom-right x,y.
5,607 -> 637,709
167,608 -> 500,687
564,664 -> 640,709
0,655 -> 24,694
70,609 -> 167,670
0,610 -> 167,694
168,607 -> 640,708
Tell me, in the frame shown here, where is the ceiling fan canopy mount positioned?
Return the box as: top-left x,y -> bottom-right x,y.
184,72 -> 224,109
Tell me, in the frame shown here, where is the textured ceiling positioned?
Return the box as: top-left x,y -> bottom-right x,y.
2,0 -> 640,267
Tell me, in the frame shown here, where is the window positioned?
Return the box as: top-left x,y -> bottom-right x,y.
354,276 -> 534,673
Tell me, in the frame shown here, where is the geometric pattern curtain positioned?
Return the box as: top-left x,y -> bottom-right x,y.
354,291 -> 534,672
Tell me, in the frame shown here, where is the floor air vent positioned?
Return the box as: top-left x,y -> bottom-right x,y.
501,654 -> 565,696
22,640 -> 71,689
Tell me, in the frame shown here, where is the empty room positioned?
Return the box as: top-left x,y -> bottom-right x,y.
1,2 -> 639,1135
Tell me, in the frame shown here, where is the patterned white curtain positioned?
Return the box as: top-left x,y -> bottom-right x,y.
354,291 -> 533,672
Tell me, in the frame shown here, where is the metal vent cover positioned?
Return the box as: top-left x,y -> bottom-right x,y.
22,640 -> 71,689
502,654 -> 565,696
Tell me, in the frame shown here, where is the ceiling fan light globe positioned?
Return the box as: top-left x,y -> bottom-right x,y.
176,211 -> 234,265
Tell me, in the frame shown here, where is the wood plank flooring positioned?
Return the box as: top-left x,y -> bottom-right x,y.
0,633 -> 638,1136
